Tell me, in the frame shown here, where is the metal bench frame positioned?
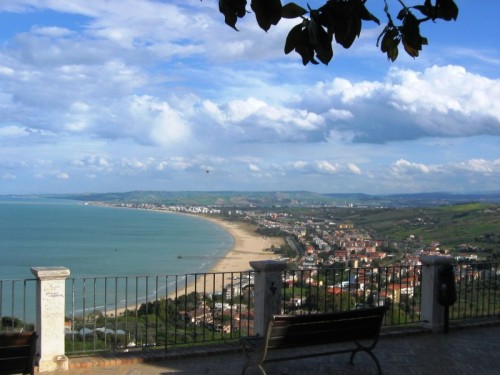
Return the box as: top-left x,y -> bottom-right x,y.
240,307 -> 386,375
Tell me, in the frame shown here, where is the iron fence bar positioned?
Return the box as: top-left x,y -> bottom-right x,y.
70,278 -> 75,353
124,276 -> 128,346
202,273 -> 207,342
164,275 -> 168,352
23,280 -> 28,330
494,263 -> 499,316
183,275 -> 187,344
0,281 -> 3,331
10,281 -> 15,329
145,276 -> 149,346
211,273 -> 215,342
174,275 -> 178,346
92,278 -> 97,351
104,278 -> 108,349
135,277 -> 139,347
82,278 -> 86,350
155,275 -> 159,347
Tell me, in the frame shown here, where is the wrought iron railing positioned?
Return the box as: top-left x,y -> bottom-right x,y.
450,262 -> 500,321
281,266 -> 423,326
1,262 -> 499,355
0,278 -> 37,332
65,271 -> 255,354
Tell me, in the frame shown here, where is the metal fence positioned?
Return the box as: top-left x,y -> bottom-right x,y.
0,278 -> 37,332
450,262 -> 500,321
1,262 -> 499,355
65,271 -> 255,354
281,265 -> 423,326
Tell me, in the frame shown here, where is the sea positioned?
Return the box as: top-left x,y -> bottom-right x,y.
0,196 -> 234,321
0,196 -> 234,280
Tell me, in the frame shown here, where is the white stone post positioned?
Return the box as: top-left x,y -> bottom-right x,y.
250,260 -> 287,337
420,256 -> 453,333
31,267 -> 70,372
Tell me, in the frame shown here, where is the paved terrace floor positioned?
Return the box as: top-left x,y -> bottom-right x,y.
42,319 -> 500,375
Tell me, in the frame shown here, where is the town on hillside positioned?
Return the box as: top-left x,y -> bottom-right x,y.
88,201 -> 491,269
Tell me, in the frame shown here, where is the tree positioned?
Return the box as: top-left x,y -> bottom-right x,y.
214,0 -> 459,65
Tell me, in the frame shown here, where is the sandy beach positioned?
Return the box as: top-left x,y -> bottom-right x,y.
171,215 -> 284,298
109,214 -> 284,315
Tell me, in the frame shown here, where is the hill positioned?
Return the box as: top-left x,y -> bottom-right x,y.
49,190 -> 500,208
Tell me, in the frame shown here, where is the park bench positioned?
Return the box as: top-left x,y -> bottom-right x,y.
0,332 -> 38,375
240,306 -> 386,375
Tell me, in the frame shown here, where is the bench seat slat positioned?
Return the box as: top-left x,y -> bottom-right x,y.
240,307 -> 386,375
0,332 -> 37,375
268,315 -> 383,348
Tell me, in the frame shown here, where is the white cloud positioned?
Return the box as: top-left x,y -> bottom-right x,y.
2,173 -> 16,180
454,159 -> 500,174
347,163 -> 362,175
0,125 -> 30,138
0,2 -> 499,194
248,163 -> 260,172
391,159 -> 435,175
316,160 -> 339,174
387,65 -> 500,132
32,26 -> 73,38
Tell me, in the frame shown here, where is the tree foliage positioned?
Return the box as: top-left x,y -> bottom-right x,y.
214,0 -> 459,65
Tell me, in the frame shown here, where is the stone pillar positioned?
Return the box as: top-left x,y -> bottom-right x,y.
420,256 -> 453,333
31,267 -> 70,372
250,260 -> 287,337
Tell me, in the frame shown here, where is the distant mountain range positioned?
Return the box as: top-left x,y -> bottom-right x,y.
47,190 -> 500,208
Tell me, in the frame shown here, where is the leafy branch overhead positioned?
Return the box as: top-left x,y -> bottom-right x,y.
215,0 -> 459,65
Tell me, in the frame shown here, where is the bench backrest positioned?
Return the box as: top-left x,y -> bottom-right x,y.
0,332 -> 38,375
266,307 -> 386,350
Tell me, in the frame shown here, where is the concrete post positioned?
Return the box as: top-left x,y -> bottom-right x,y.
250,260 -> 287,337
420,256 -> 453,333
31,267 -> 70,372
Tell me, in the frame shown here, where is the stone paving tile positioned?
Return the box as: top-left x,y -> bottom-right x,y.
40,322 -> 500,375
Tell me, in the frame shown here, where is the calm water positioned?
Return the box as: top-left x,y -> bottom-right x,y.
0,197 -> 234,279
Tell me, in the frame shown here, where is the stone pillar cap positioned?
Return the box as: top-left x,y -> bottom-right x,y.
31,267 -> 71,279
250,260 -> 287,272
419,255 -> 453,265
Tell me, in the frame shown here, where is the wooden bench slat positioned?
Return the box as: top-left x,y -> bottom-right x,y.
0,332 -> 37,375
240,307 -> 386,375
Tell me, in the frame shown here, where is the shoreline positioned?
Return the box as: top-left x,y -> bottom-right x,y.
167,214 -> 284,299
108,212 -> 283,315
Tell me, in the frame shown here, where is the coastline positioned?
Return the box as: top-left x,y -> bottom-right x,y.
109,212 -> 283,315
169,215 -> 284,298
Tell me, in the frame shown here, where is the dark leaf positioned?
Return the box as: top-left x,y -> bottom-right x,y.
281,2 -> 307,19
335,17 -> 361,49
402,12 -> 423,52
307,19 -> 333,64
284,23 -> 304,54
402,38 -> 419,58
251,0 -> 282,31
413,0 -> 436,19
388,45 -> 399,62
358,4 -> 380,25
219,0 -> 247,30
380,28 -> 399,53
397,8 -> 407,21
436,0 -> 459,21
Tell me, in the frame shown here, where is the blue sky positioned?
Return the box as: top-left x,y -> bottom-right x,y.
0,1 -> 498,195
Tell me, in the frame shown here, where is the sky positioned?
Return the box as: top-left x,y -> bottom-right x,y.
0,1 -> 498,195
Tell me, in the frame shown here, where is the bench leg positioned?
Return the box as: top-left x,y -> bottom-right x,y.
350,349 -> 383,375
241,361 -> 267,375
